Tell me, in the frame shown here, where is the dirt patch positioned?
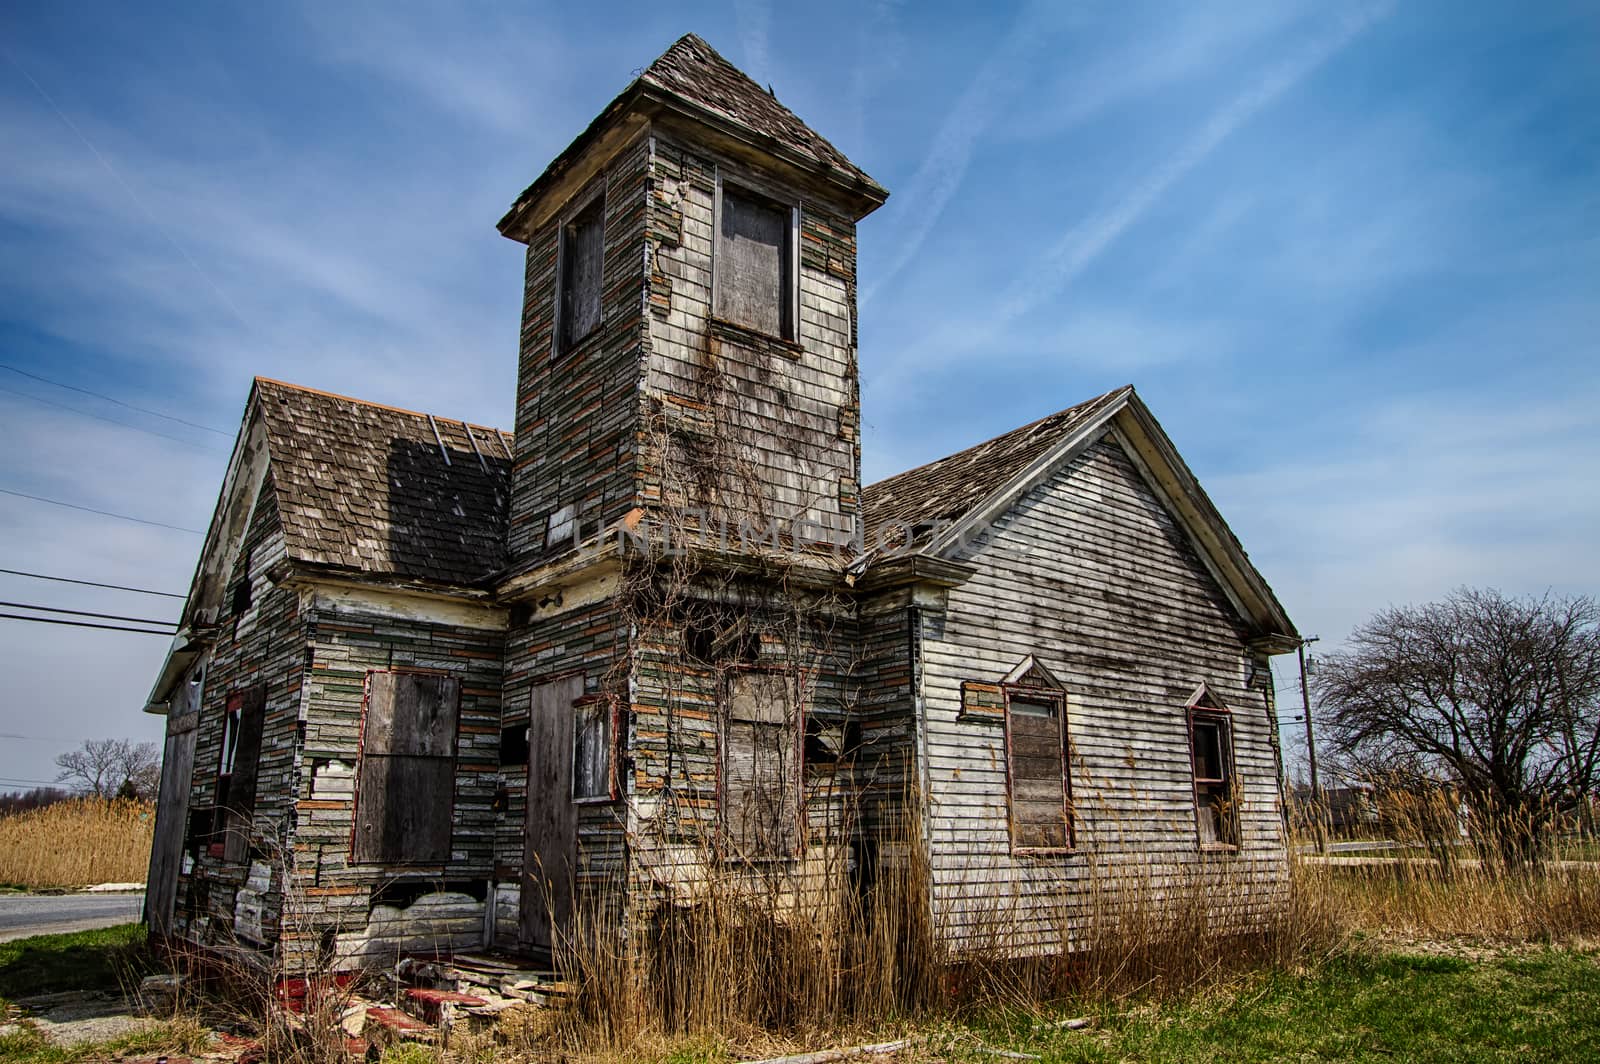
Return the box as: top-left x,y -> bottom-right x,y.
5,988 -> 146,1046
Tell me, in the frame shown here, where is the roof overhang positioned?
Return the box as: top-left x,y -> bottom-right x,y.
142,630 -> 209,715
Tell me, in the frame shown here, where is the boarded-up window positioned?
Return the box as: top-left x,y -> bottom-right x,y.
715,185 -> 794,339
217,685 -> 265,863
1006,693 -> 1071,850
353,671 -> 460,864
723,671 -> 799,858
1190,711 -> 1238,846
559,197 -> 604,352
572,697 -> 611,801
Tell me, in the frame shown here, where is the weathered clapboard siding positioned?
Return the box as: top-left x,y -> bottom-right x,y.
175,472 -> 308,949
642,133 -> 861,542
507,132 -> 652,563
286,599 -> 505,967
918,434 -> 1287,950
496,597 -> 627,946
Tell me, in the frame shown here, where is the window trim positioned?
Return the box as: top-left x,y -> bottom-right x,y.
551,188 -> 607,359
717,665 -> 805,861
1003,684 -> 1074,855
711,172 -> 801,344
1187,703 -> 1240,851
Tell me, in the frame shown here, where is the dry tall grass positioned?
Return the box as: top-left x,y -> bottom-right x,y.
0,797 -> 153,888
1299,787 -> 1600,945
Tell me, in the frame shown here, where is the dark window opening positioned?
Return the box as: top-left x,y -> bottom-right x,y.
1190,710 -> 1238,847
1006,693 -> 1071,851
572,697 -> 612,801
230,579 -> 252,617
722,671 -> 799,858
499,723 -> 530,767
558,196 -> 605,353
216,685 -> 266,863
352,671 -> 460,864
683,606 -> 761,667
715,184 -> 794,340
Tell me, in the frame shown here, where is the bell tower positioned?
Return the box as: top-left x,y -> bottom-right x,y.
496,34 -> 888,569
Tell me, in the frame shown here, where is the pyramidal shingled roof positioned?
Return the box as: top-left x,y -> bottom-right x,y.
501,34 -> 885,237
640,34 -> 877,189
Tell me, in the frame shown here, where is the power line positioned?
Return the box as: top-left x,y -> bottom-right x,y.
0,612 -> 175,636
0,567 -> 186,599
0,383 -> 227,452
0,601 -> 177,627
0,487 -> 205,534
0,363 -> 232,437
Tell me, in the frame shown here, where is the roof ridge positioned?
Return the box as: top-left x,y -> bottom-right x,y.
253,376 -> 511,437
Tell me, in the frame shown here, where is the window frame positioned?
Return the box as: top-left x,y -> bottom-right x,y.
1003,685 -> 1074,855
718,666 -> 804,861
213,685 -> 265,863
1187,704 -> 1240,850
711,173 -> 801,344
551,188 -> 606,359
570,694 -> 616,804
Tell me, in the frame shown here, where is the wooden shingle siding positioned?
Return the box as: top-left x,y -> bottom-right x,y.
507,135 -> 651,564
642,134 -> 861,544
175,473 -> 307,949
918,435 -> 1287,950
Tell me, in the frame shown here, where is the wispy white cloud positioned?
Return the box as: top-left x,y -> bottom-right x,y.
998,3 -> 1393,322
734,0 -> 772,89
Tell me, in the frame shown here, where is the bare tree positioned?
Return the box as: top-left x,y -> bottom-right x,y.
1315,588 -> 1600,866
54,738 -> 161,800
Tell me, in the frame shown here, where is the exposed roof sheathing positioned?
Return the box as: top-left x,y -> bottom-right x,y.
253,378 -> 512,589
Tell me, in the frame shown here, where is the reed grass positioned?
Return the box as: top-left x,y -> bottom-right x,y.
0,797 -> 153,889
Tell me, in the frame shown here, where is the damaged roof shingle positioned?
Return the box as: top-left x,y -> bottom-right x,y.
255,378 -> 512,589
861,386 -> 1130,548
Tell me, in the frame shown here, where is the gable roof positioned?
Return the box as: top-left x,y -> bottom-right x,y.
499,33 -> 886,239
253,378 -> 513,589
861,385 -> 1299,651
862,386 -> 1129,547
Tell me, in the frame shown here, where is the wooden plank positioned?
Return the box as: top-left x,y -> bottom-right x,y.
717,189 -> 787,336
363,672 -> 460,757
521,673 -> 582,951
147,723 -> 197,935
353,755 -> 455,863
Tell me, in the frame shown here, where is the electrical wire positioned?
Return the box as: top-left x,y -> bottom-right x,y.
0,612 -> 175,635
0,362 -> 231,436
0,383 -> 227,452
0,568 -> 185,599
0,601 -> 177,627
0,487 -> 204,534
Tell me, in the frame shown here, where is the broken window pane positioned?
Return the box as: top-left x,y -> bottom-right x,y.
1190,711 -> 1238,846
353,671 -> 460,864
1007,695 -> 1070,849
716,186 -> 792,339
560,197 -> 604,352
218,686 -> 265,863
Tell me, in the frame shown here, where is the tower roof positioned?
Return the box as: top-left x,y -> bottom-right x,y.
499,34 -> 886,240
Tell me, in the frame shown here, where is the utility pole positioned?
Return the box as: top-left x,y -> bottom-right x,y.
1298,636 -> 1324,853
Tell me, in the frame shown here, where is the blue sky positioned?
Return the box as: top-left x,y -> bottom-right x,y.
2,1 -> 1597,788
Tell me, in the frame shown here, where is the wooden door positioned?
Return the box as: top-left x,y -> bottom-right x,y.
146,697 -> 199,936
521,674 -> 582,952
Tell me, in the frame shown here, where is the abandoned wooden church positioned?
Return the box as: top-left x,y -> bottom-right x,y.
143,33 -> 1300,968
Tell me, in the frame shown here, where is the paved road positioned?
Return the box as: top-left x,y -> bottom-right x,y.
0,892 -> 144,943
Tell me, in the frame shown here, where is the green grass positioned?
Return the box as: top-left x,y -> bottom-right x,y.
956,949 -> 1600,1063
0,923 -> 148,999
0,1015 -> 209,1064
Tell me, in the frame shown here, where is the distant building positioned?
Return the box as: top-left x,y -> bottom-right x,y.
142,34 -> 1300,968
